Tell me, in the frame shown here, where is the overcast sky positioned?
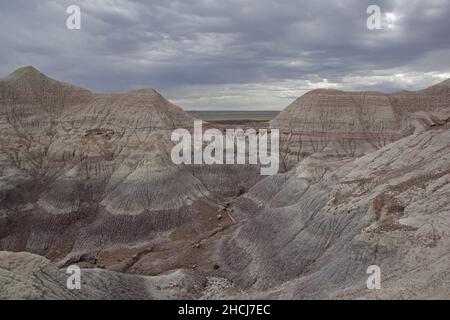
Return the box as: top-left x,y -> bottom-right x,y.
1,0 -> 449,110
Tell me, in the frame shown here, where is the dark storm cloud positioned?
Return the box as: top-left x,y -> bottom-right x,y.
0,0 -> 449,109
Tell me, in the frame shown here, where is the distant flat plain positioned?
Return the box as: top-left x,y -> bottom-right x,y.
186,110 -> 279,121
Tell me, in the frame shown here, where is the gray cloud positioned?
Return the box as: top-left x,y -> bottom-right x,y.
0,0 -> 449,109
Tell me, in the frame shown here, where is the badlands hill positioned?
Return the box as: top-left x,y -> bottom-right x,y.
0,67 -> 261,276
271,81 -> 450,165
220,112 -> 450,299
1,66 -> 194,129
0,67 -> 449,299
0,251 -> 204,299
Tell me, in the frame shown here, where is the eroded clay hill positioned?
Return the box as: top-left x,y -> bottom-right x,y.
217,110 -> 450,299
271,82 -> 450,166
2,111 -> 449,299
0,67 -> 449,299
0,251 -> 206,299
0,67 -> 261,276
